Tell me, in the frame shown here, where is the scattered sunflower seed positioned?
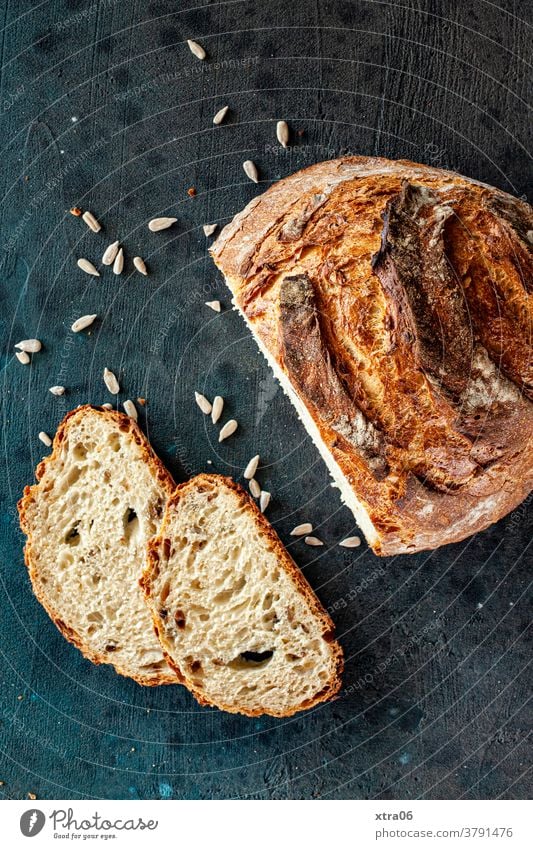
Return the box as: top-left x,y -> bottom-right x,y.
133,256 -> 148,276
243,160 -> 259,183
249,478 -> 261,498
103,368 -> 120,395
82,210 -> 102,232
123,399 -> 137,421
213,105 -> 229,125
290,522 -> 313,536
77,258 -> 100,277
243,455 -> 260,480
187,39 -> 206,60
101,403 -> 113,410
71,314 -> 97,332
15,339 -> 41,353
205,300 -> 221,312
304,536 -> 323,547
49,386 -> 65,396
15,351 -> 30,364
27,792 -> 37,801
202,223 -> 218,237
211,395 -> 224,424
148,217 -> 177,232
38,431 -> 52,447
218,419 -> 238,442
276,120 -> 289,147
102,240 -> 120,265
260,490 -> 271,512
339,536 -> 361,548
113,247 -> 124,275
195,391 -> 212,415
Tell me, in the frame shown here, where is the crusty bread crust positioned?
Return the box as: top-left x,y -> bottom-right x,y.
211,156 -> 533,555
142,474 -> 344,716
18,405 -> 177,686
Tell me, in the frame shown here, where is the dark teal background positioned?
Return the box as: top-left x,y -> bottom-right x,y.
0,0 -> 531,800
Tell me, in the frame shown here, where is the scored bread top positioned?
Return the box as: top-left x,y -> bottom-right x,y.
211,156 -> 533,555
141,474 -> 343,717
18,405 -> 177,686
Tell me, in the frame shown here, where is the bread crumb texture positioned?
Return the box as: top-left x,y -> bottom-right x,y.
18,405 -> 176,685
143,475 -> 343,717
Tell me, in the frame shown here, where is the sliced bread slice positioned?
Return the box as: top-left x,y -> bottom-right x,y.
18,405 -> 176,685
141,474 -> 343,716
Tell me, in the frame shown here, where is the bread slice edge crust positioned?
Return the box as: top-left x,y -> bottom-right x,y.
18,404 -> 177,687
141,474 -> 344,717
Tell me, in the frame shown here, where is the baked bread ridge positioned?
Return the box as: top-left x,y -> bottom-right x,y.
211,156 -> 533,555
18,405 -> 177,685
141,474 -> 343,717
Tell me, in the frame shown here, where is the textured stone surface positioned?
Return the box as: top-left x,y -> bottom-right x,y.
0,0 -> 530,800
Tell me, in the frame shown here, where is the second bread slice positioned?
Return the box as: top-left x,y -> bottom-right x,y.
141,474 -> 343,716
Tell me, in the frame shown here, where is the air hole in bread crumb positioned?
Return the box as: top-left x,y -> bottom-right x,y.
107,433 -> 121,452
72,443 -> 87,461
65,523 -> 80,545
228,650 -> 274,669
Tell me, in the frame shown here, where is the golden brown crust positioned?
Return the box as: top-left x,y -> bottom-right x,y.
142,474 -> 344,717
211,156 -> 533,555
18,405 -> 177,686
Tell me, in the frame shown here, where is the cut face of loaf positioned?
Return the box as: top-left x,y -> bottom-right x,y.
211,156 -> 533,555
18,405 -> 176,685
142,475 -> 343,717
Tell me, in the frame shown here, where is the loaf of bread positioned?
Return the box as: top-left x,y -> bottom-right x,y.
211,156 -> 533,554
141,474 -> 343,716
18,405 -> 176,685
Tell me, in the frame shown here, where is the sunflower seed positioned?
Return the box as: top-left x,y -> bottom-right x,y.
71,314 -> 97,332
211,395 -> 224,424
260,490 -> 271,512
276,120 -> 289,147
15,339 -> 41,353
213,105 -> 229,125
195,391 -> 212,415
202,223 -> 218,237
304,536 -> 323,547
249,478 -> 261,498
101,403 -> 113,410
77,258 -> 100,276
103,368 -> 120,395
102,240 -> 120,265
290,522 -> 313,536
205,300 -> 221,312
133,256 -> 148,276
82,210 -> 102,233
243,160 -> 259,183
187,39 -> 206,60
123,399 -> 137,421
15,351 -> 30,364
243,455 -> 260,480
113,247 -> 124,275
218,419 -> 238,442
49,385 -> 65,396
339,536 -> 361,548
38,431 -> 52,447
148,217 -> 177,232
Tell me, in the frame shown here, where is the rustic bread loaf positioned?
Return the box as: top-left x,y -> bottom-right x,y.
141,474 -> 343,716
211,156 -> 533,555
18,405 -> 176,685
